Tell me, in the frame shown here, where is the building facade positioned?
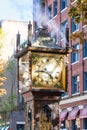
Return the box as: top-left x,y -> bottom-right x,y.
33,0 -> 87,130
0,20 -> 28,130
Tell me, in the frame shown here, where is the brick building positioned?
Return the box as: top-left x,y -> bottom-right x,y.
33,0 -> 87,130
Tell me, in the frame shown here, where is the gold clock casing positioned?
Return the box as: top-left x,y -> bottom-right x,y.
32,52 -> 67,90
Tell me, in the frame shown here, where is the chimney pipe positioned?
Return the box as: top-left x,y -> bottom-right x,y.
16,31 -> 20,52
28,21 -> 32,46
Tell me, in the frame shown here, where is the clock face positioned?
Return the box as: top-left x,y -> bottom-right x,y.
32,53 -> 66,90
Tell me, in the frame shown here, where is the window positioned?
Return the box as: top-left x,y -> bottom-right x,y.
48,5 -> 52,19
72,44 -> 79,63
34,21 -> 38,30
60,121 -> 65,129
72,120 -> 76,130
83,118 -> 87,129
17,124 -> 25,130
53,0 -> 57,16
61,20 -> 68,40
84,72 -> 87,91
61,0 -> 67,10
60,20 -> 68,46
83,40 -> 87,58
71,18 -> 79,32
40,0 -> 45,9
72,75 -> 80,94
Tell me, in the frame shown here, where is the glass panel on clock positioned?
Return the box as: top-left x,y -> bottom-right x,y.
19,52 -> 29,93
32,53 -> 66,91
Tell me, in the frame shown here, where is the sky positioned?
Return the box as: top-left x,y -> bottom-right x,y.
0,0 -> 33,22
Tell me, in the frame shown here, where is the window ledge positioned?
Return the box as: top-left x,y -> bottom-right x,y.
72,29 -> 79,34
71,0 -> 78,5
72,61 -> 79,65
84,90 -> 87,94
47,19 -> 53,24
83,25 -> 87,28
83,57 -> 87,60
61,95 -> 69,99
61,7 -> 67,13
72,92 -> 80,96
53,15 -> 57,19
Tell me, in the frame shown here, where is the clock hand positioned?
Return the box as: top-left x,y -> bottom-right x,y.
35,70 -> 53,79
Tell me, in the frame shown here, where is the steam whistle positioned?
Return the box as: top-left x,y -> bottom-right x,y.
28,21 -> 32,46
16,31 -> 20,52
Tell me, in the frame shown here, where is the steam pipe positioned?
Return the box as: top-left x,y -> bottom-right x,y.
28,21 -> 32,46
16,31 -> 20,52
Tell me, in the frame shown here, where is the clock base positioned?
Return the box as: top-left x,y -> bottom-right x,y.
22,88 -> 63,130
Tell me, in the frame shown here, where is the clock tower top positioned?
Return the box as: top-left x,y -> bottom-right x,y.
15,23 -> 69,93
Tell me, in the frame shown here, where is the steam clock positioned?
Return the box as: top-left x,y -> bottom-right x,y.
15,22 -> 69,130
